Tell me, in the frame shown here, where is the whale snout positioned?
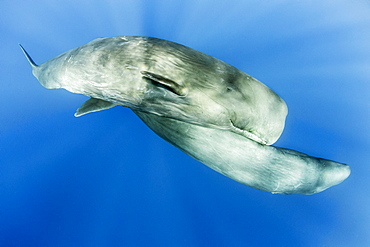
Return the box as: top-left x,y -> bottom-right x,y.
314,160 -> 351,194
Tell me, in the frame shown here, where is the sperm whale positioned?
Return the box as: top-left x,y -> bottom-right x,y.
19,36 -> 350,194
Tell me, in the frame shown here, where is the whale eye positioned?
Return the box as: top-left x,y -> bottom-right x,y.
226,83 -> 238,92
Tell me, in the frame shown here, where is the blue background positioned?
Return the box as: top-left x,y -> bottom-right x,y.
1,0 -> 369,246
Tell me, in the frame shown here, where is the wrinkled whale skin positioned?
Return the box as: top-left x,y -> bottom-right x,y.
20,36 -> 350,194
135,111 -> 350,195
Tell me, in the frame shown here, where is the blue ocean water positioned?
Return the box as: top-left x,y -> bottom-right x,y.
1,1 -> 369,246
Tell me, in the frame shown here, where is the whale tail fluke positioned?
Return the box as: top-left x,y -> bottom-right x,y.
19,44 -> 38,68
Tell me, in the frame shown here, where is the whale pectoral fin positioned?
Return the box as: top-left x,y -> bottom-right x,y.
141,71 -> 187,96
74,98 -> 117,117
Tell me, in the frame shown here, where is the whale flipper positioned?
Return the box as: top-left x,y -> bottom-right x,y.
75,98 -> 117,117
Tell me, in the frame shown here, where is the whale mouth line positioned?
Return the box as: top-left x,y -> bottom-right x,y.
229,119 -> 267,145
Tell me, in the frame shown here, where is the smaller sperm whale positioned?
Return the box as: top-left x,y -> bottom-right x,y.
20,36 -> 350,194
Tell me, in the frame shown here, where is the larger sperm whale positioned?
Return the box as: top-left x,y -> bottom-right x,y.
20,36 -> 350,194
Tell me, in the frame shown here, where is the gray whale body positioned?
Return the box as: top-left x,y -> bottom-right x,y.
20,36 -> 350,194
